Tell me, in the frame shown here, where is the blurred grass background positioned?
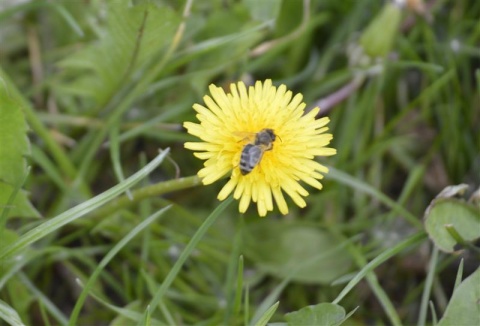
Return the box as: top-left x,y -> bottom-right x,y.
0,0 -> 479,325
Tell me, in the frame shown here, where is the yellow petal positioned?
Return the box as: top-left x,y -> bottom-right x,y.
218,177 -> 237,200
239,189 -> 251,213
272,187 -> 289,215
283,186 -> 307,208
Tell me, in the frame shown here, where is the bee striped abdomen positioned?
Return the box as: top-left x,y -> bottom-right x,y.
240,144 -> 264,175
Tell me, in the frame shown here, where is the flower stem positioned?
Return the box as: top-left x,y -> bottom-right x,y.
91,175 -> 202,218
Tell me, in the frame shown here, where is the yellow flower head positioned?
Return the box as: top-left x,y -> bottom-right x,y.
184,80 -> 336,216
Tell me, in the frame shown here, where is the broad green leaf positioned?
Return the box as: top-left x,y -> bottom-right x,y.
244,220 -> 351,284
438,268 -> 480,326
0,83 -> 38,219
0,299 -> 25,326
58,3 -> 180,105
424,199 -> 480,252
285,303 -> 346,326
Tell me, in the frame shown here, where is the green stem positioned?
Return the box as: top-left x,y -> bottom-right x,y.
91,175 -> 202,218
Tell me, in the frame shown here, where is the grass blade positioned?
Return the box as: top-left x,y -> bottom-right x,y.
254,301 -> 279,326
0,299 -> 25,326
141,196 -> 234,320
0,149 -> 169,260
68,205 -> 171,326
333,232 -> 427,304
418,246 -> 439,326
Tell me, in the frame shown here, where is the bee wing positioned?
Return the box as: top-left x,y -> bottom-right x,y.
233,131 -> 256,142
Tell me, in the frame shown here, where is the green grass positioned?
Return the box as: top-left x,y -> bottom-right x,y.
1,0 -> 479,325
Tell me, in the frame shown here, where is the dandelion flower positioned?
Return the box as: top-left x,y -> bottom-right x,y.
184,80 -> 336,216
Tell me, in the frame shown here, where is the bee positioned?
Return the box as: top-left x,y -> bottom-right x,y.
238,128 -> 276,175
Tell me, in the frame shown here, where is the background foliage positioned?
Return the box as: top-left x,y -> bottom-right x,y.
0,0 -> 479,325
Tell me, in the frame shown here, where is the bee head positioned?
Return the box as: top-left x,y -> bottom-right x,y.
256,128 -> 275,143
265,128 -> 276,142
